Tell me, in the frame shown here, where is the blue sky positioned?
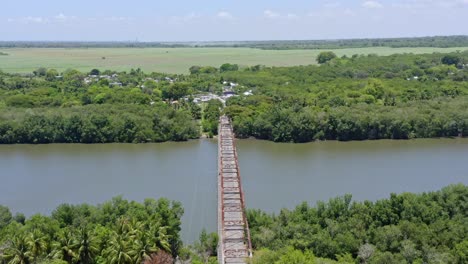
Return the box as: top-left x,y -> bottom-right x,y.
1,0 -> 467,41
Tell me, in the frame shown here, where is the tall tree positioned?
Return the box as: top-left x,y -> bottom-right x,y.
51,228 -> 79,264
26,230 -> 47,262
317,51 -> 337,64
76,227 -> 99,264
102,232 -> 136,264
2,234 -> 32,264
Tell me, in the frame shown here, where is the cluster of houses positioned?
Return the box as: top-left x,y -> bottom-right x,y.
84,74 -> 177,88
82,74 -> 251,106
84,74 -> 122,86
185,81 -> 253,106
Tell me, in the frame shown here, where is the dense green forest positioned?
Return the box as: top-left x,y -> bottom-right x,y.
0,69 -> 204,143
1,185 -> 466,263
0,197 -> 219,264
1,36 -> 468,49
203,36 -> 468,50
223,51 -> 468,142
247,184 -> 468,264
1,50 -> 468,143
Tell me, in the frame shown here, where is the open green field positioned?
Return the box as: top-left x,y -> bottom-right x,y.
1,47 -> 468,74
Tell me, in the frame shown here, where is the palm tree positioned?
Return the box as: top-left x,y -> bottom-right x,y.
149,224 -> 171,253
2,234 -> 32,264
76,227 -> 99,264
26,230 -> 47,263
102,232 -> 136,264
133,230 -> 158,264
51,228 -> 78,264
126,218 -> 144,239
118,218 -> 157,263
115,218 -> 132,236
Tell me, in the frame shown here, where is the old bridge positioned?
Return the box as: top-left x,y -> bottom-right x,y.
217,116 -> 253,264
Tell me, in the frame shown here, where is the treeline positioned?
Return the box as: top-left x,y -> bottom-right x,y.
0,105 -> 199,144
226,98 -> 468,142
0,41 -> 189,49
0,67 -> 206,144
2,36 -> 468,49
0,197 -> 185,263
2,50 -> 468,143
222,51 -> 468,142
0,198 -> 221,264
248,184 -> 468,264
220,36 -> 468,50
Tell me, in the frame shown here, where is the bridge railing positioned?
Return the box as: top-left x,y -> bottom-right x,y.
218,116 -> 253,263
229,119 -> 253,258
217,122 -> 225,263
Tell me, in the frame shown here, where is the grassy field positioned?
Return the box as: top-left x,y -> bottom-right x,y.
1,47 -> 467,74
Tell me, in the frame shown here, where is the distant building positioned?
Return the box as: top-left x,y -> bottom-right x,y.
223,91 -> 236,96
110,82 -> 122,87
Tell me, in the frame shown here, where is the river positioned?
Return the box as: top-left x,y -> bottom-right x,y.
1,138 -> 467,243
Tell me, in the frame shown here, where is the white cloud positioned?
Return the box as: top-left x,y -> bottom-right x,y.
323,1 -> 341,8
53,13 -> 79,22
106,16 -> 131,21
25,16 -> 46,23
217,11 -> 233,19
264,10 -> 280,18
362,1 -> 383,9
286,13 -> 299,19
263,10 -> 299,20
393,0 -> 468,9
169,13 -> 201,23
55,13 -> 67,20
5,15 -> 134,25
343,8 -> 357,16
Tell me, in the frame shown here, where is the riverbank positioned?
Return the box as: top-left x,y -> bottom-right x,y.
1,138 -> 467,243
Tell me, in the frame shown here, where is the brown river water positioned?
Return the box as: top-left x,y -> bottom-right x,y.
1,138 -> 467,243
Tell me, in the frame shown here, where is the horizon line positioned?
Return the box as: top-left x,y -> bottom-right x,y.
1,35 -> 468,44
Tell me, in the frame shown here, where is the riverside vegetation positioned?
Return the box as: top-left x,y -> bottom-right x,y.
0,197 -> 219,264
1,51 -> 468,143
0,185 -> 466,263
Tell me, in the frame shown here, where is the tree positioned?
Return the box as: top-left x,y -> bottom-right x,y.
14,213 -> 26,225
33,67 -> 47,77
133,231 -> 159,264
102,232 -> 136,264
45,69 -> 59,81
149,224 -> 171,254
317,51 -> 337,64
162,83 -> 190,100
26,230 -> 48,262
2,234 -> 32,264
52,204 -> 76,227
89,69 -> 100,76
194,230 -> 218,262
199,66 -> 218,74
276,248 -> 316,264
358,243 -> 375,264
454,240 -> 468,264
51,229 -> 79,264
441,54 -> 461,65
220,63 -> 239,72
76,227 -> 99,264
189,66 -> 201,75
401,240 -> 420,264
0,205 -> 12,229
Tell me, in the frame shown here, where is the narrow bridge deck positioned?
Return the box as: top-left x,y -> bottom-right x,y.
218,116 -> 252,264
